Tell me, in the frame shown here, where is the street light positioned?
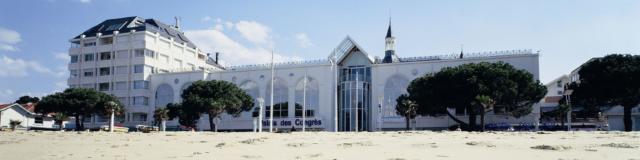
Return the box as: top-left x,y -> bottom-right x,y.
564,89 -> 573,131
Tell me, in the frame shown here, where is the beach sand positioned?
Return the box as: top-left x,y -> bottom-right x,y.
0,131 -> 638,160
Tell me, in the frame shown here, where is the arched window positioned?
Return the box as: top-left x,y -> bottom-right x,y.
295,76 -> 318,117
265,78 -> 288,118
383,75 -> 409,118
155,83 -> 174,108
239,80 -> 259,119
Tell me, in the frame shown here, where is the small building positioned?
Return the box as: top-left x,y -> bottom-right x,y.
0,103 -> 56,129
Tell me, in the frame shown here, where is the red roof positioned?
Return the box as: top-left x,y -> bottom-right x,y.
0,104 -> 11,110
20,103 -> 36,112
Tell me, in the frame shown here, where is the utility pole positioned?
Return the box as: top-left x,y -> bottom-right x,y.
269,50 -> 275,132
302,72 -> 307,132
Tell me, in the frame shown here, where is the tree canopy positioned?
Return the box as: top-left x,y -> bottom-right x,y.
569,54 -> 640,131
407,62 -> 546,131
395,94 -> 418,130
14,95 -> 40,104
180,80 -> 254,131
36,88 -> 123,131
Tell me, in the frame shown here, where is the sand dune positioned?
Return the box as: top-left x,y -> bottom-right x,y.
0,131 -> 638,160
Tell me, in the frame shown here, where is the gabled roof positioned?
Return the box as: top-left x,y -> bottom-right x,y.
328,36 -> 374,64
72,16 -> 197,49
0,103 -> 37,116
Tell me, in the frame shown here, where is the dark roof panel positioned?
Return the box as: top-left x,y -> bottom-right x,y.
73,16 -> 197,49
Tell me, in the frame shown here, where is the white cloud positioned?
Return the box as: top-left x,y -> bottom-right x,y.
185,29 -> 300,66
234,21 -> 272,45
0,55 -> 65,77
79,0 -> 91,3
0,27 -> 21,51
295,33 -> 313,48
213,24 -> 224,31
201,16 -> 212,22
54,52 -> 70,61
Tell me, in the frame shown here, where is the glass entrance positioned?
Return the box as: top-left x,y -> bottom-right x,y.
338,66 -> 371,131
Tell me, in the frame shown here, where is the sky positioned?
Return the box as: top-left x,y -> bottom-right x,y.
0,0 -> 639,103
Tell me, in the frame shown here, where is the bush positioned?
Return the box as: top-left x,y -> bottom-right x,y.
9,120 -> 22,130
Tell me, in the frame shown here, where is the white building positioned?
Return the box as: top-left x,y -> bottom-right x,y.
0,103 -> 56,129
69,17 -> 542,131
67,17 -> 224,127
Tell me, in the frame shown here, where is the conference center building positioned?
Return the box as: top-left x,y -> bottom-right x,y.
67,16 -> 541,131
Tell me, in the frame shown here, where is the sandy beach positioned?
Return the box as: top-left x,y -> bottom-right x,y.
0,131 -> 638,160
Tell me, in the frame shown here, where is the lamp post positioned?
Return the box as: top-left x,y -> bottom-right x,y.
564,89 -> 573,131
378,96 -> 383,131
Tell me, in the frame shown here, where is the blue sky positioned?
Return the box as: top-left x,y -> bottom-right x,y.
1,0 -> 639,103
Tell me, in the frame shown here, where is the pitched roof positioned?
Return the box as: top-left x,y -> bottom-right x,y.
328,36 -> 374,64
0,104 -> 11,110
386,23 -> 392,38
72,16 -> 197,49
0,103 -> 37,115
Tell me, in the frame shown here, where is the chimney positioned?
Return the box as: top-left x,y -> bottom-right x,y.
215,52 -> 219,64
174,16 -> 181,30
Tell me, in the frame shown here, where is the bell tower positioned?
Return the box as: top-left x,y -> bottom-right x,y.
383,18 -> 398,63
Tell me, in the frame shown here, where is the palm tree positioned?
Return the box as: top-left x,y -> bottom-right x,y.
104,101 -> 121,132
53,113 -> 67,130
396,94 -> 418,130
154,107 -> 170,131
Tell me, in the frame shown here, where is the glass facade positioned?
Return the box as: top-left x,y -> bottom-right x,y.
338,66 -> 371,131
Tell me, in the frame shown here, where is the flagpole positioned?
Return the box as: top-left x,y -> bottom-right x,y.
332,57 -> 339,132
302,72 -> 307,132
269,49 -> 275,132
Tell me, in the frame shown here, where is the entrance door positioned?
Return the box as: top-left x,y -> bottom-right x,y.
338,67 -> 371,131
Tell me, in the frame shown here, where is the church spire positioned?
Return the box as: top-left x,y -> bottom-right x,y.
386,18 -> 392,38
383,17 -> 397,63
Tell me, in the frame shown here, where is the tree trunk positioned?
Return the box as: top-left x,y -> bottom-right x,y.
405,117 -> 410,130
161,120 -> 167,132
468,113 -> 477,131
74,115 -> 81,131
480,112 -> 485,132
208,115 -> 216,132
623,106 -> 632,132
446,110 -> 469,129
58,121 -> 64,130
109,109 -> 115,132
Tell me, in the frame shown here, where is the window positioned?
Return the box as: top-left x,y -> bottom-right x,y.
81,83 -> 94,89
557,90 -> 563,95
158,69 -> 169,73
144,49 -> 155,58
70,69 -> 78,77
187,63 -> 195,71
115,81 -> 127,90
98,82 -> 109,91
70,55 -> 79,63
100,37 -> 113,45
132,96 -> 149,105
266,79 -> 288,118
174,59 -> 182,68
83,41 -> 96,47
118,97 -> 128,105
159,54 -> 169,63
115,66 -> 128,75
556,81 -> 562,88
100,52 -> 111,60
145,65 -> 155,73
84,53 -> 94,62
131,113 -> 147,122
133,65 -> 144,73
295,77 -> 318,118
35,117 -> 43,124
83,68 -> 94,77
115,50 -> 129,59
133,80 -> 149,89
99,67 -> 110,76
134,49 -> 145,57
